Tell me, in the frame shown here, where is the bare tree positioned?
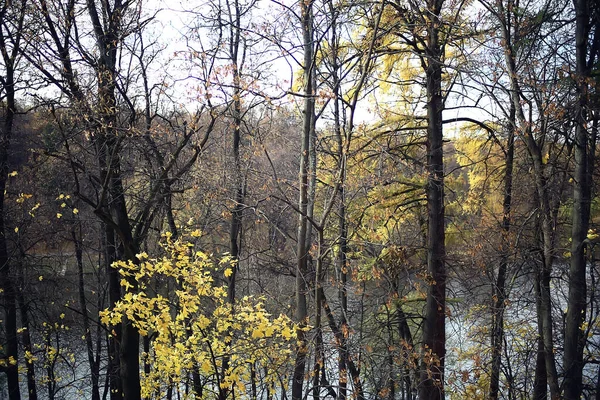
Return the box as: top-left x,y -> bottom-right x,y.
0,0 -> 27,398
22,1 -> 213,398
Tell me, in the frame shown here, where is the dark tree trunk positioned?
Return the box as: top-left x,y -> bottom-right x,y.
533,277 -> 548,400
395,286 -> 415,400
14,245 -> 36,399
227,0 -> 243,308
104,224 -> 123,400
0,135 -> 20,400
418,0 -> 447,398
73,226 -> 101,400
222,1 -> 244,397
337,196 -> 351,400
489,107 -> 515,400
327,2 -> 349,396
321,288 -> 365,400
564,1 -> 598,398
292,1 -> 315,398
17,277 -> 37,400
0,3 -> 21,394
312,230 -> 326,400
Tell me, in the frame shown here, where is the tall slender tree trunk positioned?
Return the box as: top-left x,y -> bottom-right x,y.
336,155 -> 350,400
329,6 -> 351,397
321,288 -> 365,400
312,230 -> 326,400
17,263 -> 37,400
104,224 -> 123,400
336,181 -> 351,400
227,0 -> 243,308
398,305 -> 415,400
489,107 -> 515,400
292,1 -> 315,398
418,0 -> 447,398
0,19 -> 20,398
533,280 -> 548,400
0,156 -> 19,400
564,1 -> 598,398
73,226 -> 101,400
222,1 -> 244,397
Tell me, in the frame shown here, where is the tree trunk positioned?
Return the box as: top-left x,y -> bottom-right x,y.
88,1 -> 141,396
533,334 -> 548,400
394,282 -> 415,400
292,1 -> 315,398
564,1 -> 597,398
17,275 -> 37,400
222,1 -> 244,396
104,224 -> 123,400
328,3 -> 350,396
312,230 -> 326,400
0,17 -> 21,398
321,287 -> 365,400
418,0 -> 447,398
489,108 -> 515,400
73,226 -> 101,400
227,0 -> 243,308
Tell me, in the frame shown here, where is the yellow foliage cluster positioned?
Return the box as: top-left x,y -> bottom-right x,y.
452,131 -> 505,218
100,233 -> 297,399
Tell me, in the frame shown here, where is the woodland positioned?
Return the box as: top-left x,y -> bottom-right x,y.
0,0 -> 599,399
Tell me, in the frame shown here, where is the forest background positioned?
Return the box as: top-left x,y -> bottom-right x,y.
0,0 -> 599,399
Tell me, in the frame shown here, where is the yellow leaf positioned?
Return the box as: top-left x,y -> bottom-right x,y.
264,325 -> 275,337
120,279 -> 132,291
224,268 -> 233,278
201,360 -> 212,374
56,213 -> 62,219
281,326 -> 292,340
252,329 -> 264,339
